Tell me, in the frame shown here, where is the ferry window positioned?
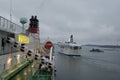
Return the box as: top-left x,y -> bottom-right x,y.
73,46 -> 78,49
1,38 -> 5,50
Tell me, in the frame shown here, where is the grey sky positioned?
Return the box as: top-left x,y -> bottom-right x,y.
0,0 -> 120,45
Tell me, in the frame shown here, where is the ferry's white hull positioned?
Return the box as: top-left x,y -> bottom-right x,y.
58,51 -> 81,56
58,48 -> 81,56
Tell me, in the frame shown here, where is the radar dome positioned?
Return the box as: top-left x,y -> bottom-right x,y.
20,17 -> 28,24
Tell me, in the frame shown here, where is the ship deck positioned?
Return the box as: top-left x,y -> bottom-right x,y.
32,70 -> 52,80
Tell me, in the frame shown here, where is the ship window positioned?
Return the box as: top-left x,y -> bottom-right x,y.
73,46 -> 78,49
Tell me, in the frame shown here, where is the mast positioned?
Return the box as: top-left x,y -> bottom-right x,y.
10,0 -> 12,21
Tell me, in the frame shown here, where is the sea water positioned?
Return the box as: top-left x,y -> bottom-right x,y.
55,45 -> 120,80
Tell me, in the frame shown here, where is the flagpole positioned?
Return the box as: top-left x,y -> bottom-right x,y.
38,26 -> 40,49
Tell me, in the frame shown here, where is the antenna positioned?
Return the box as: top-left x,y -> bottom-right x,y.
10,0 -> 12,21
35,0 -> 47,15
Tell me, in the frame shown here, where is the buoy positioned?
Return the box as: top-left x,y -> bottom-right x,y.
44,41 -> 53,49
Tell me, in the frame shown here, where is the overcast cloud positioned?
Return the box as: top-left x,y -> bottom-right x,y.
0,0 -> 120,45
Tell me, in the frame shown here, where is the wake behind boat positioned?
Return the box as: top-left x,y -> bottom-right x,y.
58,35 -> 81,56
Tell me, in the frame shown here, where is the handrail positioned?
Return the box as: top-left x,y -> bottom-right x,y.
0,16 -> 23,33
49,47 -> 53,62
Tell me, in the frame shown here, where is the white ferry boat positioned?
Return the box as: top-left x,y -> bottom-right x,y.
58,35 -> 81,56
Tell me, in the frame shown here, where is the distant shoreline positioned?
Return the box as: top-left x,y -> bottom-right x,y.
85,44 -> 120,48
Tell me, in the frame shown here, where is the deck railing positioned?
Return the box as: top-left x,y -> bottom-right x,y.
0,16 -> 23,33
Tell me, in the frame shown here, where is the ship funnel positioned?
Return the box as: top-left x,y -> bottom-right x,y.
70,35 -> 73,43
